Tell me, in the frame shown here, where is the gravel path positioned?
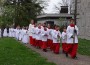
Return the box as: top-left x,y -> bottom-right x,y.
25,44 -> 90,65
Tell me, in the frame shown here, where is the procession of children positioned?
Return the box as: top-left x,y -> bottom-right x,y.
0,18 -> 79,59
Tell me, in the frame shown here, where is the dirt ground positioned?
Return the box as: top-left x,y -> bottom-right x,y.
25,44 -> 90,65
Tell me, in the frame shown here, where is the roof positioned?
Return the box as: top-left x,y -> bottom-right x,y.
37,14 -> 73,19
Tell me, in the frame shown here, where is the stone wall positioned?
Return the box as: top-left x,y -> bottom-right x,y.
71,0 -> 90,40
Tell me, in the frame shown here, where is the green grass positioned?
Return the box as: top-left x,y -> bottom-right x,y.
0,38 -> 90,65
78,38 -> 90,56
0,38 -> 56,65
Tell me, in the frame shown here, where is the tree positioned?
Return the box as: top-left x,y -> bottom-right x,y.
54,0 -> 72,14
1,0 -> 47,27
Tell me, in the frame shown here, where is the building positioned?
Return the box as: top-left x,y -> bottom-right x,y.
37,14 -> 73,27
71,0 -> 90,40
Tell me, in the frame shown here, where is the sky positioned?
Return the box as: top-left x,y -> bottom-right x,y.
44,0 -> 61,14
44,0 -> 71,14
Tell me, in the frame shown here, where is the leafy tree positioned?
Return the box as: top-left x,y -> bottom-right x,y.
1,0 -> 47,27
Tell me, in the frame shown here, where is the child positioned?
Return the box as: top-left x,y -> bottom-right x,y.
47,24 -> 53,49
18,27 -> 23,41
52,25 -> 61,54
13,28 -> 16,38
3,28 -> 8,37
61,27 -> 67,53
66,19 -> 79,59
35,23 -> 42,48
9,27 -> 12,37
31,23 -> 37,46
41,26 -> 48,52
15,26 -> 20,40
11,27 -> 14,37
22,27 -> 29,44
28,20 -> 34,45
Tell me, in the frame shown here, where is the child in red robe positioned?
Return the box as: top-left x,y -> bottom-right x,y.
52,25 -> 61,54
61,27 -> 67,53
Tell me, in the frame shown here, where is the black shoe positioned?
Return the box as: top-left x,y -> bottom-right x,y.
72,56 -> 78,60
62,50 -> 66,54
54,52 -> 59,54
65,53 -> 68,57
43,49 -> 47,52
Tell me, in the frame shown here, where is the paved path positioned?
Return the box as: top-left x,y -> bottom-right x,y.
25,44 -> 90,65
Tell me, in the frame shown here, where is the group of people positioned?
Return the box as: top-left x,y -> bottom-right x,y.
28,19 -> 79,59
0,18 -> 79,59
0,26 -> 29,44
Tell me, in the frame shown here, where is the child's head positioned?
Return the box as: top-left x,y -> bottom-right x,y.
47,24 -> 51,29
38,23 -> 41,27
41,22 -> 46,27
26,26 -> 28,30
22,26 -> 25,29
55,25 -> 60,31
34,23 -> 37,27
43,25 -> 47,31
16,25 -> 20,29
30,19 -> 34,24
63,27 -> 66,32
70,19 -> 75,24
52,24 -> 56,29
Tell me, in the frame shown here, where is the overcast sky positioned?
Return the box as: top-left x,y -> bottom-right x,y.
44,0 -> 71,14
44,0 -> 61,13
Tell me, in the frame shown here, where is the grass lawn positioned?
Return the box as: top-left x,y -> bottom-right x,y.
78,39 -> 90,56
0,38 -> 90,65
0,38 -> 56,65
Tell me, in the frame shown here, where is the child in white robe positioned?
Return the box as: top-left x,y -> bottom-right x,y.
41,26 -> 48,52
31,24 -> 37,46
66,19 -> 79,59
47,24 -> 53,49
52,25 -> 61,54
61,27 -> 67,53
9,27 -> 12,37
35,23 -> 42,48
15,28 -> 20,40
18,28 -> 23,41
3,28 -> 8,37
22,28 -> 29,44
13,28 -> 16,38
11,27 -> 14,37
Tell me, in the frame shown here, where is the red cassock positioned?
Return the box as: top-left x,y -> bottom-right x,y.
29,36 -> 33,45
35,40 -> 41,48
32,37 -> 34,46
47,39 -> 52,48
32,38 -> 36,47
62,43 -> 67,52
66,44 -> 78,58
66,25 -> 79,58
41,41 -> 47,49
52,30 -> 61,54
53,43 -> 60,54
49,40 -> 53,51
39,40 -> 42,48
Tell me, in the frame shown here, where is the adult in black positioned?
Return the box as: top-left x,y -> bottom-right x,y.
6,24 -> 9,36
1,24 -> 5,38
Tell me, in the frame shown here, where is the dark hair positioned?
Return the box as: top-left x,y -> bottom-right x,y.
70,18 -> 74,21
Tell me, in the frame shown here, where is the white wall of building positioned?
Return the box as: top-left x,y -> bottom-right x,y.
37,18 -> 70,27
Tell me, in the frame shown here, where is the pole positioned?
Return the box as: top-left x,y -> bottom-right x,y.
73,0 -> 77,43
74,0 -> 77,25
